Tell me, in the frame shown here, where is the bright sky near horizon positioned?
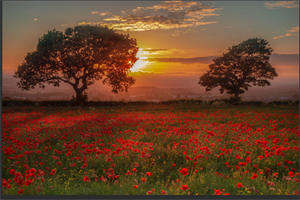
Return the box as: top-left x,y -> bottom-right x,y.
2,0 -> 299,101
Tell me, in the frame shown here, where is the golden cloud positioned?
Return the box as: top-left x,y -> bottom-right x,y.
91,11 -> 111,16
265,1 -> 298,9
273,26 -> 299,40
80,1 -> 220,32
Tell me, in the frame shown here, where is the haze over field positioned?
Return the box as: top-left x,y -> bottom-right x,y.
3,1 -> 299,102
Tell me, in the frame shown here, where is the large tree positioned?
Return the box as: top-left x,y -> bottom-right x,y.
199,38 -> 277,101
15,25 -> 138,103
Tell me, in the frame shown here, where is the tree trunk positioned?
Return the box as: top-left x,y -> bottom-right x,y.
74,88 -> 87,104
231,93 -> 241,103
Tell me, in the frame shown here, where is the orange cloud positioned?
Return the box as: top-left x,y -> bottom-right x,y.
79,1 -> 220,31
265,1 -> 298,9
273,26 -> 299,40
147,56 -> 215,64
91,11 -> 111,16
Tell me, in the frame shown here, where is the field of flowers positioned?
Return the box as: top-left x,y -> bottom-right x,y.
2,103 -> 299,195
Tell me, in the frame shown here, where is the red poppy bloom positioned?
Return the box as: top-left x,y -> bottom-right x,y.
133,184 -> 138,189
146,172 -> 152,176
66,151 -> 72,157
9,169 -> 16,175
273,172 -> 279,177
251,173 -> 258,179
81,163 -> 88,168
214,189 -> 222,195
141,177 -> 147,183
289,171 -> 295,178
246,157 -> 251,163
18,189 -> 24,194
179,168 -> 189,176
49,169 -> 56,176
2,179 -> 7,187
237,182 -> 243,188
24,179 -> 33,186
83,176 -> 90,182
147,190 -> 152,195
181,184 -> 189,191
29,168 -> 37,174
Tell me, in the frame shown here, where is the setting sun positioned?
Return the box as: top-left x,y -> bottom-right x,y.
131,48 -> 150,72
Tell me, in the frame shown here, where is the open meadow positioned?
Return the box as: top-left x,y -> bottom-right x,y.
2,103 -> 299,195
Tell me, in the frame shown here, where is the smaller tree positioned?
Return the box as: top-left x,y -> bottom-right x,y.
199,38 -> 277,101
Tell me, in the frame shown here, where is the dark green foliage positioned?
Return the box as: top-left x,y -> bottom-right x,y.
199,38 -> 277,101
15,25 -> 138,103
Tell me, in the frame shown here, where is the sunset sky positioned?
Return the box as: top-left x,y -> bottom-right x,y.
3,1 -> 299,101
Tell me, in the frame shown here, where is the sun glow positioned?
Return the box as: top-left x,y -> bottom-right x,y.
130,48 -> 150,72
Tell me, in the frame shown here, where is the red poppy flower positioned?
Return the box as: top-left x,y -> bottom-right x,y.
2,179 -> 7,187
24,179 -> 33,186
273,172 -> 278,177
251,173 -> 258,179
214,189 -> 222,195
181,184 -> 189,191
83,176 -> 90,182
66,151 -> 72,157
81,163 -> 88,169
29,168 -> 37,174
146,172 -> 152,176
237,182 -> 243,188
18,189 -> 24,194
289,171 -> 295,178
49,169 -> 56,176
246,157 -> 251,163
141,177 -> 147,183
179,168 -> 189,176
9,169 -> 16,175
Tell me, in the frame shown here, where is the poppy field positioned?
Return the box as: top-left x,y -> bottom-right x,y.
2,103 -> 299,195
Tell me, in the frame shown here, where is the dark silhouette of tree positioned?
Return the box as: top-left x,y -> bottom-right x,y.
199,38 -> 277,101
15,25 -> 138,103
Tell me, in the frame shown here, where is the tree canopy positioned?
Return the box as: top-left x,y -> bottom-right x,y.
199,38 -> 277,101
15,25 -> 138,102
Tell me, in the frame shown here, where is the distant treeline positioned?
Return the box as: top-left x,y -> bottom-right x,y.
2,99 -> 299,107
